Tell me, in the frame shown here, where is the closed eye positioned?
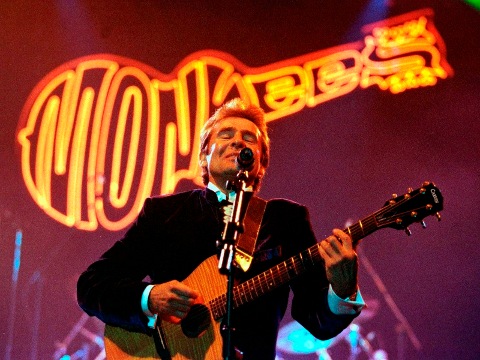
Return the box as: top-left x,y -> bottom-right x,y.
217,129 -> 234,139
243,133 -> 258,143
215,127 -> 259,143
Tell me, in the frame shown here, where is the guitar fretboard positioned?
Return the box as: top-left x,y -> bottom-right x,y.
208,213 -> 380,320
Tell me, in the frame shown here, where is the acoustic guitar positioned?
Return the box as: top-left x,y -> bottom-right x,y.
104,181 -> 443,359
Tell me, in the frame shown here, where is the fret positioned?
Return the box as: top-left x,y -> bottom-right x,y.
209,300 -> 217,318
235,287 -> 244,306
295,254 -> 306,275
282,261 -> 289,279
346,223 -> 361,242
210,298 -> 218,317
231,293 -> 237,310
279,262 -> 288,283
260,274 -> 267,294
221,297 -> 227,315
273,264 -> 280,284
245,280 -> 252,301
358,219 -> 365,237
269,268 -> 275,287
237,283 -> 245,304
289,259 -> 296,278
237,283 -> 244,304
286,258 -> 296,278
297,255 -> 305,274
240,283 -> 249,303
346,215 -> 377,244
261,272 -> 268,292
302,248 -> 315,271
251,276 -> 260,297
246,281 -> 256,301
291,257 -> 299,276
245,283 -> 251,302
307,247 -> 315,268
219,295 -> 226,317
298,252 -> 307,272
215,302 -> 223,319
231,289 -> 237,309
310,244 -> 321,263
363,215 -> 378,236
286,260 -> 293,280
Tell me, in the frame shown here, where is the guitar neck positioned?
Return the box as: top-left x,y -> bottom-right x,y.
209,213 -> 379,320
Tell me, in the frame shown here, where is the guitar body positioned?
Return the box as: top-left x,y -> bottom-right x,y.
104,255 -> 225,359
104,326 -> 159,359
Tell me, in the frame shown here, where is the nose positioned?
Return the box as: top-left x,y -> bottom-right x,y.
231,134 -> 246,149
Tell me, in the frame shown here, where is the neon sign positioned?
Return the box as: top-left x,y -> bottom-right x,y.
17,8 -> 453,231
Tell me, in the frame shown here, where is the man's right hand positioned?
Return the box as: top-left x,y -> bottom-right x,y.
148,280 -> 201,324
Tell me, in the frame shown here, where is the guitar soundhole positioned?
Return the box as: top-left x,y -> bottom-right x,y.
181,304 -> 211,338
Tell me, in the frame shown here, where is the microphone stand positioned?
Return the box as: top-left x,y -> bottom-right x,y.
357,247 -> 422,359
218,168 -> 250,360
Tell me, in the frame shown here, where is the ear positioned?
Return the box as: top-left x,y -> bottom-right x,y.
199,153 -> 207,167
257,167 -> 265,179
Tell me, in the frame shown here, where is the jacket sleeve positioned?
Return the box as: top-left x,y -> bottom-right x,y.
77,197 -> 157,333
288,204 -> 358,340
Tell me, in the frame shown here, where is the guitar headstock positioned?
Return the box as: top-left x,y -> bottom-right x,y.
376,181 -> 443,235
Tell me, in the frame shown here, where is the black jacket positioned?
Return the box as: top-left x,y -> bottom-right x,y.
77,188 -> 356,359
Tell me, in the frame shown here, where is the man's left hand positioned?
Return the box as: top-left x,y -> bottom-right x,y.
319,228 -> 358,299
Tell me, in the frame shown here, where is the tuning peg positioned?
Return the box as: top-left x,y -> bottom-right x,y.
392,193 -> 398,198
405,227 -> 412,236
435,212 -> 442,221
422,181 -> 431,187
421,221 -> 427,229
407,187 -> 413,193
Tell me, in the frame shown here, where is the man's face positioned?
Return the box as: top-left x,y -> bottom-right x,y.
201,116 -> 263,191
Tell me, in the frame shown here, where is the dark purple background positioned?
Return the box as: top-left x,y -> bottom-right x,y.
1,1 -> 479,359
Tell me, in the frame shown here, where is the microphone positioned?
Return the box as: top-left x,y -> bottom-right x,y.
236,147 -> 254,170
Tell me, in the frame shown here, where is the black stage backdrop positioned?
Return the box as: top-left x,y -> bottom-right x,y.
1,1 -> 479,359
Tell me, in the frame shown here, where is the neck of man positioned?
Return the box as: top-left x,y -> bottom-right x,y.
209,176 -> 232,195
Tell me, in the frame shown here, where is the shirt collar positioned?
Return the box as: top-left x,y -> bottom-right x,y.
207,182 -> 234,202
207,182 -> 253,203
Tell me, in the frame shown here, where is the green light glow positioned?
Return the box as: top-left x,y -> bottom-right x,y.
465,0 -> 480,10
